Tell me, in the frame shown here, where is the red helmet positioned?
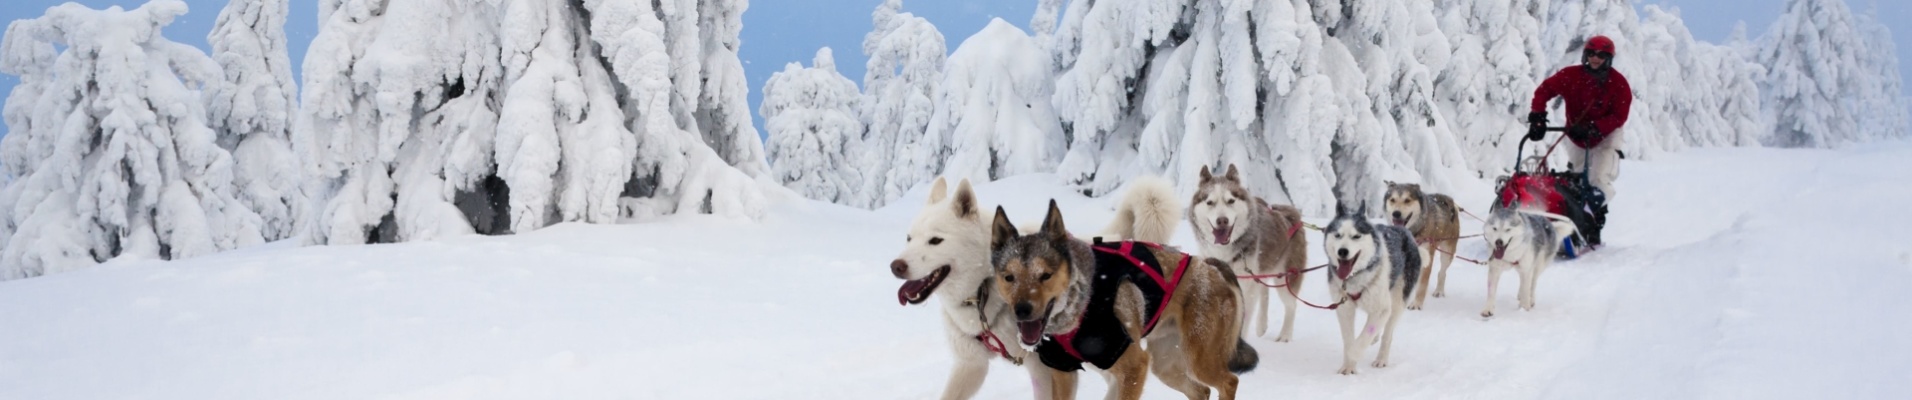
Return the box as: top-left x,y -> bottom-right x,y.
1584,35 -> 1615,54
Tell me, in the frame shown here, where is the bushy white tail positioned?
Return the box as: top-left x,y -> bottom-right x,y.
1100,176 -> 1182,244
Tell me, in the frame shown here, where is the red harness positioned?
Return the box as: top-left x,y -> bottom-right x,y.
1049,241 -> 1190,363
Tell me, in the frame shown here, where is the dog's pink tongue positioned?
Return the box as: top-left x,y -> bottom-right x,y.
1212,226 -> 1231,245
897,280 -> 926,306
1336,258 -> 1356,279
1492,243 -> 1508,260
1017,320 -> 1045,346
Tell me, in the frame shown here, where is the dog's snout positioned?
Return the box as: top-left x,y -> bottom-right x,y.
890,259 -> 909,278
1392,211 -> 1402,219
1337,248 -> 1348,258
1014,302 -> 1034,320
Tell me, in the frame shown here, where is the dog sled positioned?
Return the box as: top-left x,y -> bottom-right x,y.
1492,127 -> 1608,258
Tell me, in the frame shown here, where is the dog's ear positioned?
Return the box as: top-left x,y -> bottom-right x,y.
926,177 -> 949,204
1040,199 -> 1068,239
1199,166 -> 1213,183
1335,202 -> 1348,217
1224,164 -> 1241,182
951,179 -> 978,219
991,206 -> 1018,253
1384,180 -> 1396,188
1357,201 -> 1370,218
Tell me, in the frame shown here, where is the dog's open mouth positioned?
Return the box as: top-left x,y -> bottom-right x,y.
1335,253 -> 1359,279
1016,318 -> 1048,346
1212,224 -> 1232,245
896,265 -> 950,306
1492,241 -> 1508,260
1391,216 -> 1410,226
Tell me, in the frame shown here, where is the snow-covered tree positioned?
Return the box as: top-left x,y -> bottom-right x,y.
1756,0 -> 1905,147
1320,0 -> 1470,209
1031,0 -> 1836,214
1045,0 -> 1455,213
1435,0 -> 1550,178
1852,6 -> 1909,140
857,0 -> 945,208
206,0 -> 302,241
297,0 -> 772,245
762,48 -> 864,203
933,19 -> 1064,183
0,0 -> 264,278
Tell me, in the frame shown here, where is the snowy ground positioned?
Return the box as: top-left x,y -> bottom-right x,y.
3,142 -> 1910,399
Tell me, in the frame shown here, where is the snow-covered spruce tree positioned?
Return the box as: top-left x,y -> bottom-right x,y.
1853,6 -> 1909,139
206,0 -> 302,241
1318,0 -> 1471,210
297,0 -> 770,245
857,0 -> 945,208
1435,0 -> 1551,179
0,0 -> 264,278
762,48 -> 864,204
1756,0 -> 1889,147
1047,0 -> 1459,213
933,19 -> 1065,183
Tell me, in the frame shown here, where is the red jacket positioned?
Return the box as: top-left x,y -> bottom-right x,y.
1532,66 -> 1632,148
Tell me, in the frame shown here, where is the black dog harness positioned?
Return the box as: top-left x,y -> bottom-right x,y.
1035,240 -> 1189,371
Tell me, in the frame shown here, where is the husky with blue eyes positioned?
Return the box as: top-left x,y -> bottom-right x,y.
1319,202 -> 1422,375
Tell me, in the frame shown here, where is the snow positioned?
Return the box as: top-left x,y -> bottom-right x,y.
3,142 -> 1909,399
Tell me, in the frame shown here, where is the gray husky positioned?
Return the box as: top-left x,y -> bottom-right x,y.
1187,164 -> 1309,342
1320,203 -> 1422,375
1479,207 -> 1578,318
1383,182 -> 1461,310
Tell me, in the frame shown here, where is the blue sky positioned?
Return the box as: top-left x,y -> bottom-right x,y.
1,0 -> 1906,139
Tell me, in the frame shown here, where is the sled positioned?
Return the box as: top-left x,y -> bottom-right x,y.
1492,127 -> 1607,259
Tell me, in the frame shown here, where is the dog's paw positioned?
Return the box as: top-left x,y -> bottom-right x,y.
1480,310 -> 1495,319
1407,302 -> 1423,311
1372,359 -> 1390,368
1338,366 -> 1358,375
1433,290 -> 1445,298
1274,333 -> 1292,343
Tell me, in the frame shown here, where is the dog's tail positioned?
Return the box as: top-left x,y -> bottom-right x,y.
1228,338 -> 1260,374
1101,176 -> 1181,244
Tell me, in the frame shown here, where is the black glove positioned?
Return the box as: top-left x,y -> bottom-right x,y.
1526,112 -> 1548,141
1567,123 -> 1599,143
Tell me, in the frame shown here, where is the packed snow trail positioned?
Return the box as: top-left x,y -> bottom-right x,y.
0,143 -> 1908,399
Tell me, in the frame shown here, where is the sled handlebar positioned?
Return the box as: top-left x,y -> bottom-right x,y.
1514,127 -> 1571,172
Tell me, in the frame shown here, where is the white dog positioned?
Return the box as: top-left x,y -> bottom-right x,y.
1478,207 -> 1578,318
890,177 -> 1178,399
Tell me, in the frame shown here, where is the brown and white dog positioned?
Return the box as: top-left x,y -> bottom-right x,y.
1383,182 -> 1461,310
991,201 -> 1257,400
1187,165 -> 1310,341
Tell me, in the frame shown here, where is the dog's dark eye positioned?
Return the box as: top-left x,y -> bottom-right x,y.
1039,272 -> 1052,281
1226,198 -> 1235,205
928,237 -> 943,245
1002,274 -> 1015,283
906,235 -> 912,243
1206,200 -> 1215,206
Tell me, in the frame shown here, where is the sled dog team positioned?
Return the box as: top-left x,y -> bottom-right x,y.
891,164 -> 1578,399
